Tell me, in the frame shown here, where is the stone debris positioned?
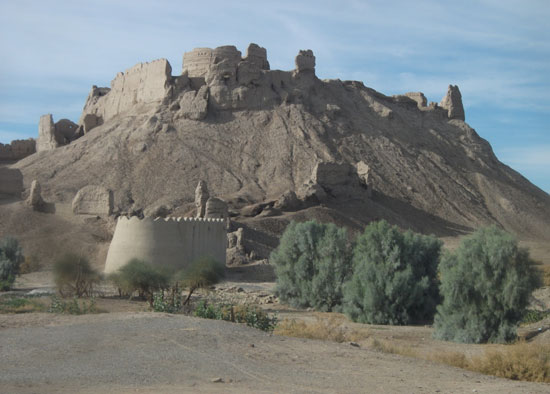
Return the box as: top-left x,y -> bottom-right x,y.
72,185 -> 113,216
179,85 -> 209,120
205,197 -> 228,220
0,139 -> 36,162
440,84 -> 465,121
27,180 -> 44,211
227,227 -> 247,265
274,190 -> 301,211
295,49 -> 315,73
54,119 -> 80,143
195,180 -> 210,218
36,114 -> 60,152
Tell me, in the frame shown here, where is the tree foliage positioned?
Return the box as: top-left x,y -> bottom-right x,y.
433,226 -> 540,343
0,236 -> 24,290
175,256 -> 225,305
343,220 -> 442,325
270,220 -> 353,312
109,259 -> 170,305
53,253 -> 101,297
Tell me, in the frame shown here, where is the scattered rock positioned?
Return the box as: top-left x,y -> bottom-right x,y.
205,197 -> 228,220
72,185 -> 113,216
54,119 -> 79,143
274,190 -> 301,211
82,113 -> 102,133
295,49 -> 315,73
195,180 -> 209,218
27,180 -> 44,210
403,92 -> 427,108
0,139 -> 36,162
179,85 -> 209,120
440,85 -> 465,121
36,114 -> 60,152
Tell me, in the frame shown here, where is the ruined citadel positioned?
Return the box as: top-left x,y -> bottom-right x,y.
21,43 -> 464,156
2,42 -> 547,272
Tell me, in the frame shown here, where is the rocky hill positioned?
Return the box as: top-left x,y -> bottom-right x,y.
3,43 -> 550,264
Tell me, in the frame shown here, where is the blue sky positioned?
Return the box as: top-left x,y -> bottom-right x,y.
1,0 -> 548,193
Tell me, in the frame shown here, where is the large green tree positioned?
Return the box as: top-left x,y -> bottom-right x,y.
270,220 -> 353,312
433,226 -> 540,343
343,221 -> 442,325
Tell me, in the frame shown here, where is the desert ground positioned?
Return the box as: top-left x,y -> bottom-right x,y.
1,266 -> 549,394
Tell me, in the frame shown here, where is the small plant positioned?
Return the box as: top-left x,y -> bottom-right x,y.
176,256 -> 225,305
152,290 -> 183,313
270,220 -> 353,312
0,236 -> 24,291
193,301 -> 278,332
110,259 -> 170,306
343,220 -> 442,325
434,226 -> 541,343
53,253 -> 101,297
194,300 -> 223,320
521,309 -> 550,325
0,295 -> 46,313
48,295 -> 99,315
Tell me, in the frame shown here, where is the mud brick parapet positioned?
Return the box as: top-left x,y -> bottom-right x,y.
104,216 -> 227,273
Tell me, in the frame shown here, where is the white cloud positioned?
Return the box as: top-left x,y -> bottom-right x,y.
497,146 -> 550,167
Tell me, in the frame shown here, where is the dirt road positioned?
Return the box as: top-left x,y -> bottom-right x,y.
0,312 -> 547,393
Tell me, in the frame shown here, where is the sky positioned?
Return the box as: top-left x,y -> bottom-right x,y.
1,0 -> 548,193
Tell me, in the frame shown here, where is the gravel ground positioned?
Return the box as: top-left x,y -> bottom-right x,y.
0,312 -> 548,394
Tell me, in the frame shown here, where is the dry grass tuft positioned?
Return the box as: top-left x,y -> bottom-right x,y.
537,264 -> 550,287
469,342 -> 550,383
368,338 -> 417,358
275,315 -> 369,343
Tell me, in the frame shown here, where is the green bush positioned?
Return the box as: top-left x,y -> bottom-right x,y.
176,256 -> 225,305
0,236 -> 24,290
343,220 -> 442,325
48,295 -> 99,315
110,259 -> 170,305
433,226 -> 540,343
152,290 -> 183,313
53,253 -> 101,297
521,309 -> 550,325
270,220 -> 352,312
193,301 -> 278,332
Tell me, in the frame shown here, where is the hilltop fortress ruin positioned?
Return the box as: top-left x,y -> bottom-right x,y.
32,43 -> 465,154
4,42 -> 549,270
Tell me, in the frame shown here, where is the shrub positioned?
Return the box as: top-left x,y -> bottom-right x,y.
193,301 -> 278,332
111,259 -> 170,305
270,220 -> 352,312
343,220 -> 442,325
176,256 -> 225,305
0,236 -> 24,290
521,309 -> 550,325
152,290 -> 183,313
48,295 -> 99,314
0,295 -> 46,313
433,226 -> 540,343
53,253 -> 101,297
